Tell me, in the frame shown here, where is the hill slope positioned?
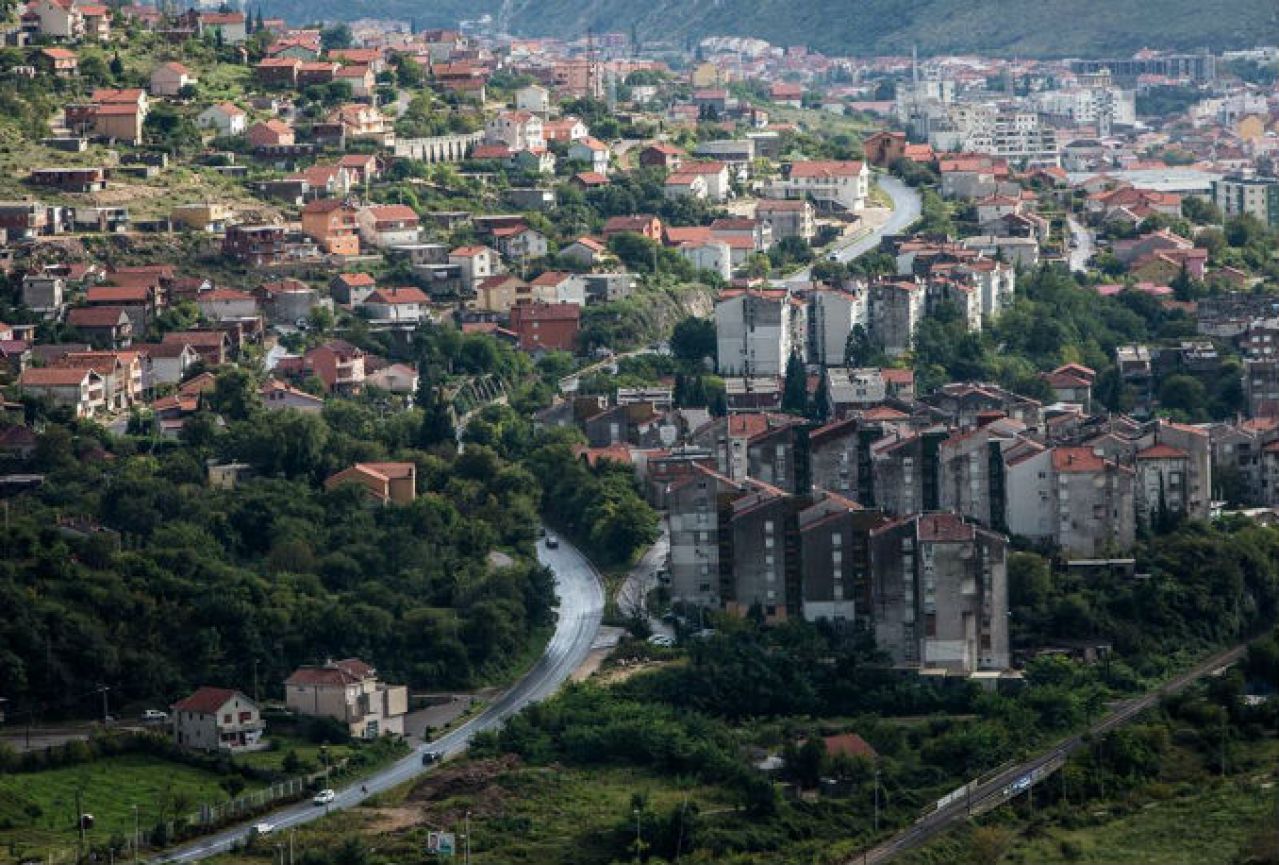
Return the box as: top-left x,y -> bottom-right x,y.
276,0 -> 1278,57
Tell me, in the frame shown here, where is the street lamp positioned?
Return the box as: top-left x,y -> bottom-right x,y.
633,807 -> 642,864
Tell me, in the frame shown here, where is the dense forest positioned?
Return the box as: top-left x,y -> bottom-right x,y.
0,322 -> 665,714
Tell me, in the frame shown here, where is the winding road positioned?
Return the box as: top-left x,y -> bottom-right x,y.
786,174 -> 923,283
155,537 -> 604,863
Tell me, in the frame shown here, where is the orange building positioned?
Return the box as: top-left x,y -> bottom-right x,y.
300,199 -> 359,256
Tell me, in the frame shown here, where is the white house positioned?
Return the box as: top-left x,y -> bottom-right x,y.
449,245 -> 499,292
195,288 -> 258,321
568,136 -> 610,176
360,287 -> 429,323
492,224 -> 548,262
197,102 -> 247,136
680,240 -> 733,281
171,686 -> 265,753
484,110 -> 544,152
679,161 -> 731,202
357,204 -> 421,248
515,83 -> 550,115
767,160 -> 869,212
664,173 -> 708,200
150,62 -> 196,97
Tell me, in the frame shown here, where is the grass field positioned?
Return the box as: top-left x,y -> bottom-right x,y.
212,762 -> 738,865
0,753 -> 264,860
1002,778 -> 1279,864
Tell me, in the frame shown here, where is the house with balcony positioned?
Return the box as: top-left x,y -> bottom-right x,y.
18,366 -> 105,417
171,686 -> 265,753
301,199 -> 360,256
284,658 -> 408,739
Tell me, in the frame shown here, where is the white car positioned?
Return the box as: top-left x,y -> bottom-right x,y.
312,789 -> 335,806
252,822 -> 274,836
141,709 -> 168,723
647,634 -> 675,648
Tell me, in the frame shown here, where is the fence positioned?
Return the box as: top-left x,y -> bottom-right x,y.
193,778 -> 307,827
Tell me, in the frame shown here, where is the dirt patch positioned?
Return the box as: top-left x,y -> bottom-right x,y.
362,806 -> 422,833
404,755 -> 522,824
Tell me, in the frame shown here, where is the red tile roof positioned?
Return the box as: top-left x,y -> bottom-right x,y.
172,686 -> 246,714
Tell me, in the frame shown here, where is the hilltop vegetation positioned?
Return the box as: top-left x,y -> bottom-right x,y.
270,0 -> 1279,57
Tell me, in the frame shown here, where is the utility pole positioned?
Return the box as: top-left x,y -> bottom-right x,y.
464,810 -> 471,865
76,788 -> 85,863
873,763 -> 880,833
100,685 -> 110,723
633,807 -> 642,864
133,805 -> 140,865
253,659 -> 260,705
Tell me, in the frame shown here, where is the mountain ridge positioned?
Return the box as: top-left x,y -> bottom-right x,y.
270,0 -> 1279,58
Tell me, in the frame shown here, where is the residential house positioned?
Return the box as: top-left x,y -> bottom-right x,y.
197,102 -> 247,136
247,119 -> 295,148
602,214 -> 663,242
150,61 -> 195,97
300,199 -> 360,256
67,306 -> 132,348
515,83 -> 550,114
357,205 -> 420,249
260,378 -> 325,413
335,64 -> 375,99
360,287 -> 429,323
325,462 -> 415,505
196,11 -> 246,43
364,363 -> 419,395
567,137 -> 610,175
171,687 -> 264,752
559,236 -> 611,268
449,245 -> 499,293
21,273 -> 65,316
196,288 -> 259,322
509,301 -> 581,353
330,272 -> 378,306
18,366 -> 105,417
37,47 -> 79,76
766,160 -> 869,213
638,143 -> 684,171
283,658 -> 408,739
132,341 -> 198,387
491,224 -> 548,262
328,103 -> 392,145
163,330 -> 231,366
756,199 -> 815,242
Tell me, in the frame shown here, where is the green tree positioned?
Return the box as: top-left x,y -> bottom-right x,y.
670,317 -> 716,367
782,352 -> 807,414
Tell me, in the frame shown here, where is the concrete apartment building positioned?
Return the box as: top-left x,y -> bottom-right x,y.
714,287 -> 807,376
284,658 -> 408,739
1005,445 -> 1136,558
807,285 -> 868,367
868,512 -> 1009,673
869,281 -> 926,357
1211,176 -> 1279,228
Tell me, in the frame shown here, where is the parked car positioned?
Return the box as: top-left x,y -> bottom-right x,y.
545,535 -> 559,549
312,789 -> 335,806
647,634 -> 675,648
141,709 -> 168,723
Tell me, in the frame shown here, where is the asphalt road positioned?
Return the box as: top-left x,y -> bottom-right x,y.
787,174 -> 923,283
854,640 -> 1251,864
1066,216 -> 1095,273
154,536 -> 604,864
